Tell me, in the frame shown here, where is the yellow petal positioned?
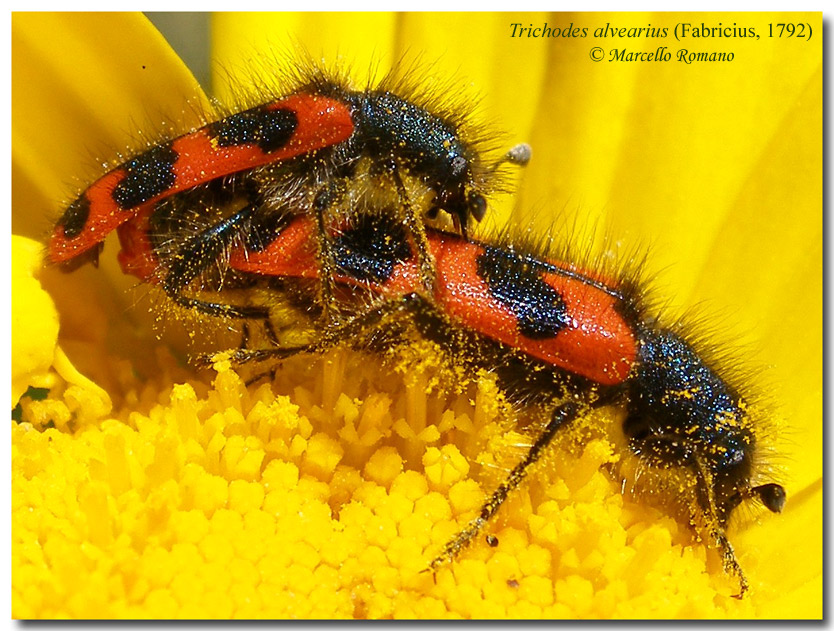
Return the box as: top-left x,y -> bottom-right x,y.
11,236 -> 59,403
12,12 -> 208,240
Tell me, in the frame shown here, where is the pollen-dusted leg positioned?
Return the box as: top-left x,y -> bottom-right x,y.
227,322 -> 282,386
427,399 -> 586,572
227,291 -> 436,365
170,295 -> 272,320
311,179 -> 349,323
390,166 -> 437,294
691,456 -> 749,599
628,429 -> 751,598
153,193 -> 262,293
134,196 -> 276,321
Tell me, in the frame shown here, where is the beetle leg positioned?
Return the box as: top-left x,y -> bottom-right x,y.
427,399 -> 586,572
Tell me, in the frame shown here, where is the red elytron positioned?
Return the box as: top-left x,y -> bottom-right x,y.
50,94 -> 354,264
228,216 -> 638,386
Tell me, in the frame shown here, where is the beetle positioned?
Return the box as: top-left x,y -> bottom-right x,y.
50,60 -> 530,317
213,210 -> 786,597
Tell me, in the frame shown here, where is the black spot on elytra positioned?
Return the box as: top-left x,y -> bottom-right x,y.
112,144 -> 178,209
209,107 -> 298,153
332,215 -> 411,283
476,246 -> 569,339
58,195 -> 91,239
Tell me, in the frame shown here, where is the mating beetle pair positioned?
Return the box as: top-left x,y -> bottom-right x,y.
50,61 -> 784,598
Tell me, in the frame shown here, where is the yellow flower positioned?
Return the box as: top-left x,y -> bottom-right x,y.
12,12 -> 821,619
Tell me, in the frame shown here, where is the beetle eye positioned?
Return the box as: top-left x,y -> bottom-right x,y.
469,194 -> 487,223
753,483 -> 787,513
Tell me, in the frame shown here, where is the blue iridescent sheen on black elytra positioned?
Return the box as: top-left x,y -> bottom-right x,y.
332,214 -> 412,284
112,144 -> 178,210
476,245 -> 569,339
208,107 -> 299,153
58,196 -> 91,239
